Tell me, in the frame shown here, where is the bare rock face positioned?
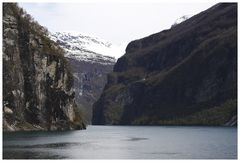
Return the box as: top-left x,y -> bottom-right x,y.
3,3 -> 86,131
92,3 -> 237,126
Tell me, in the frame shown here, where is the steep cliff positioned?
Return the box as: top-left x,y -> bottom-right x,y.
3,3 -> 86,131
92,3 -> 237,125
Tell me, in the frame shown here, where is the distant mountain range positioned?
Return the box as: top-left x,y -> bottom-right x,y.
50,32 -> 126,65
50,32 -> 125,123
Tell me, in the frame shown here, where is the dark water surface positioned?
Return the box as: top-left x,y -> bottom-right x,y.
3,126 -> 237,159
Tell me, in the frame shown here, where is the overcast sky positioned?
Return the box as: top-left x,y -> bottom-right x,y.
19,2 -> 216,46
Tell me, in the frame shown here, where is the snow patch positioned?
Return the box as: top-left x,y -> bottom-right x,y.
171,15 -> 192,27
50,31 -> 126,65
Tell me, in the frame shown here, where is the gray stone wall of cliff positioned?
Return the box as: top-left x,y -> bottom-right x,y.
3,3 -> 85,131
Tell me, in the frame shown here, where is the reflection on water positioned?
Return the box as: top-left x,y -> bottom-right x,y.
4,142 -> 83,149
3,126 -> 237,159
126,137 -> 149,141
4,150 -> 67,159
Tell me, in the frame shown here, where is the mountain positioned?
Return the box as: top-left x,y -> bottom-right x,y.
92,3 -> 237,126
50,32 -> 122,123
3,3 -> 86,131
50,32 -> 122,64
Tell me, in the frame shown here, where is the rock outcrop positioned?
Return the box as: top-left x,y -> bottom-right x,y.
3,3 -> 86,131
92,3 -> 237,126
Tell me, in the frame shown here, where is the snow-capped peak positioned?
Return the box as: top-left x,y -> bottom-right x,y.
50,31 -> 126,65
171,15 -> 192,28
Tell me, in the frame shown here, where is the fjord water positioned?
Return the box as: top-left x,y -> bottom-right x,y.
3,126 -> 237,159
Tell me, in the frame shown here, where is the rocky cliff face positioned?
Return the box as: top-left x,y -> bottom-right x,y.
3,3 -> 86,131
92,3 -> 237,125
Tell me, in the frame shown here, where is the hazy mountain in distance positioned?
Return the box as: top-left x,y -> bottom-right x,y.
50,32 -> 126,123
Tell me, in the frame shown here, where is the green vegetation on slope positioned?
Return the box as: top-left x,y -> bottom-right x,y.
133,99 -> 237,126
